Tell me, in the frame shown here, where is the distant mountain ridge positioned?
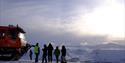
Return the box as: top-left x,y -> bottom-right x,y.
67,43 -> 125,50
91,43 -> 125,50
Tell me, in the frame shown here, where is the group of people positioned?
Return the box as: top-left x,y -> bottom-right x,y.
29,43 -> 67,63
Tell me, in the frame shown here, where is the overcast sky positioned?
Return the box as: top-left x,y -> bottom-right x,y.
0,0 -> 125,46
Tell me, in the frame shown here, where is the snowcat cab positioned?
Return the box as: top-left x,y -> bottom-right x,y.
0,25 -> 30,61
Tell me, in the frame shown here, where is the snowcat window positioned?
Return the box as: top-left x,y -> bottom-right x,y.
7,29 -> 17,40
0,32 -> 5,39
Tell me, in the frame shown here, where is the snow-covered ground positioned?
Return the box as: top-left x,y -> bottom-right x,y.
0,43 -> 125,63
0,60 -> 80,63
20,44 -> 125,63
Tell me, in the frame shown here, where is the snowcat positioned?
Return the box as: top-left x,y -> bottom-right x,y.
0,25 -> 30,61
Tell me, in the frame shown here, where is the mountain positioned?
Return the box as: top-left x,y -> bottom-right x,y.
78,43 -> 125,50
92,43 -> 125,50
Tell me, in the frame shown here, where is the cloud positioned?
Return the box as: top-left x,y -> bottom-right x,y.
0,0 -> 102,34
0,0 -> 124,45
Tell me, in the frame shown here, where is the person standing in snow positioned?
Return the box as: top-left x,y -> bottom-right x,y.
42,44 -> 47,63
47,43 -> 54,63
29,49 -> 33,60
54,46 -> 60,63
34,43 -> 40,63
61,45 -> 67,63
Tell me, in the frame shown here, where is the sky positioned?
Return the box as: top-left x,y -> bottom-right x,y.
0,0 -> 125,46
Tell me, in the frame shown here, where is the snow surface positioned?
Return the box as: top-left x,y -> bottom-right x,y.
0,60 -> 80,63
0,44 -> 125,63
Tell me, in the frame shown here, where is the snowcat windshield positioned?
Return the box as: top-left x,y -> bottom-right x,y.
19,33 -> 26,40
19,33 -> 27,46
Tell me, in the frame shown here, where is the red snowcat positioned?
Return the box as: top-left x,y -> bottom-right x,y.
0,25 -> 30,61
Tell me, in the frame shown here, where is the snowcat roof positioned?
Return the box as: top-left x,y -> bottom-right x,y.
0,25 -> 25,33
